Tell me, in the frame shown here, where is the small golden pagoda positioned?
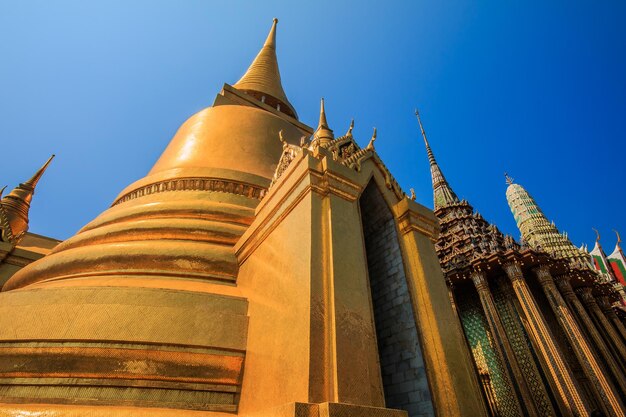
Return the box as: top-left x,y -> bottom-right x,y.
0,20 -> 485,417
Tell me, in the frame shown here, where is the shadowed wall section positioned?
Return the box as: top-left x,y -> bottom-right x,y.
360,182 -> 435,417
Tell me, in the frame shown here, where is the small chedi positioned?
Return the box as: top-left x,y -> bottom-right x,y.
418,110 -> 626,417
0,20 -> 486,417
0,155 -> 60,285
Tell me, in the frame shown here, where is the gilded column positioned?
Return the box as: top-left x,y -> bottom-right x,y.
597,295 -> 626,352
577,288 -> 626,370
534,266 -> 625,417
556,278 -> 626,401
502,262 -> 588,417
470,270 -> 536,417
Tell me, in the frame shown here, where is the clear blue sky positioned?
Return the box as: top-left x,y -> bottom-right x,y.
1,1 -> 625,249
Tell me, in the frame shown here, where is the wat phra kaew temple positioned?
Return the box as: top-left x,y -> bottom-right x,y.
0,19 -> 624,417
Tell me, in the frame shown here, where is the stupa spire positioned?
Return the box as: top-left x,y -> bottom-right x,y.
0,155 -> 54,245
233,18 -> 297,118
506,177 -> 590,265
313,98 -> 334,145
415,109 -> 459,210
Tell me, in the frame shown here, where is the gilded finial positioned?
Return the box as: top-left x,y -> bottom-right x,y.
410,188 -> 416,201
505,172 -> 514,185
23,154 -> 55,190
265,18 -> 278,49
318,98 -> 329,129
0,186 -> 5,198
346,119 -> 354,137
0,155 -> 54,245
313,97 -> 334,145
593,228 -> 600,243
614,229 -> 621,245
367,127 -> 377,150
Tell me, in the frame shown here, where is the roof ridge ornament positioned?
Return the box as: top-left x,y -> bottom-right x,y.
366,127 -> 377,150
346,119 -> 354,137
593,227 -> 600,243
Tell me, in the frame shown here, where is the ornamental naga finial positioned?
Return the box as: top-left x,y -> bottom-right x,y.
592,228 -> 600,243
614,229 -> 622,245
366,127 -> 377,150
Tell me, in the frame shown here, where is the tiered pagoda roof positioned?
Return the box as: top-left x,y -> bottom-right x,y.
416,111 -> 522,281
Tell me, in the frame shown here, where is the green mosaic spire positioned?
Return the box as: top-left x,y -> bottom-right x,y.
505,175 -> 589,266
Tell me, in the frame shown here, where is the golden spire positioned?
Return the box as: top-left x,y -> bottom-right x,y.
233,18 -> 297,118
313,98 -> 334,145
505,172 -> 514,185
0,155 -> 54,244
415,109 -> 459,210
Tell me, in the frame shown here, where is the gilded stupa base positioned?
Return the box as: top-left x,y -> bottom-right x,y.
0,402 -> 408,417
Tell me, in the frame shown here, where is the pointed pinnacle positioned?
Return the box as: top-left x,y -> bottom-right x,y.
233,18 -> 297,118
614,229 -> 622,244
23,154 -> 55,190
0,186 -> 6,199
314,98 -> 334,144
264,18 -> 278,49
504,172 -> 514,185
415,109 -> 436,166
318,98 -> 329,130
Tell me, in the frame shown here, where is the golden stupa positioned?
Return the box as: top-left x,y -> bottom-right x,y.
0,20 -> 485,417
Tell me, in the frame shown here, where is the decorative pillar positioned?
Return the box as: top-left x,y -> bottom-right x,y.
534,266 -> 625,417
470,270 -> 535,417
491,274 -> 557,417
502,262 -> 588,417
577,288 -> 626,372
597,295 -> 626,346
556,278 -> 626,402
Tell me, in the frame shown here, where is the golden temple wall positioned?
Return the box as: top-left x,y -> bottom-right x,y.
234,149 -> 487,417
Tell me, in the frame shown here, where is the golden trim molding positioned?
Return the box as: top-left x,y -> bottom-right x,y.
113,177 -> 267,206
